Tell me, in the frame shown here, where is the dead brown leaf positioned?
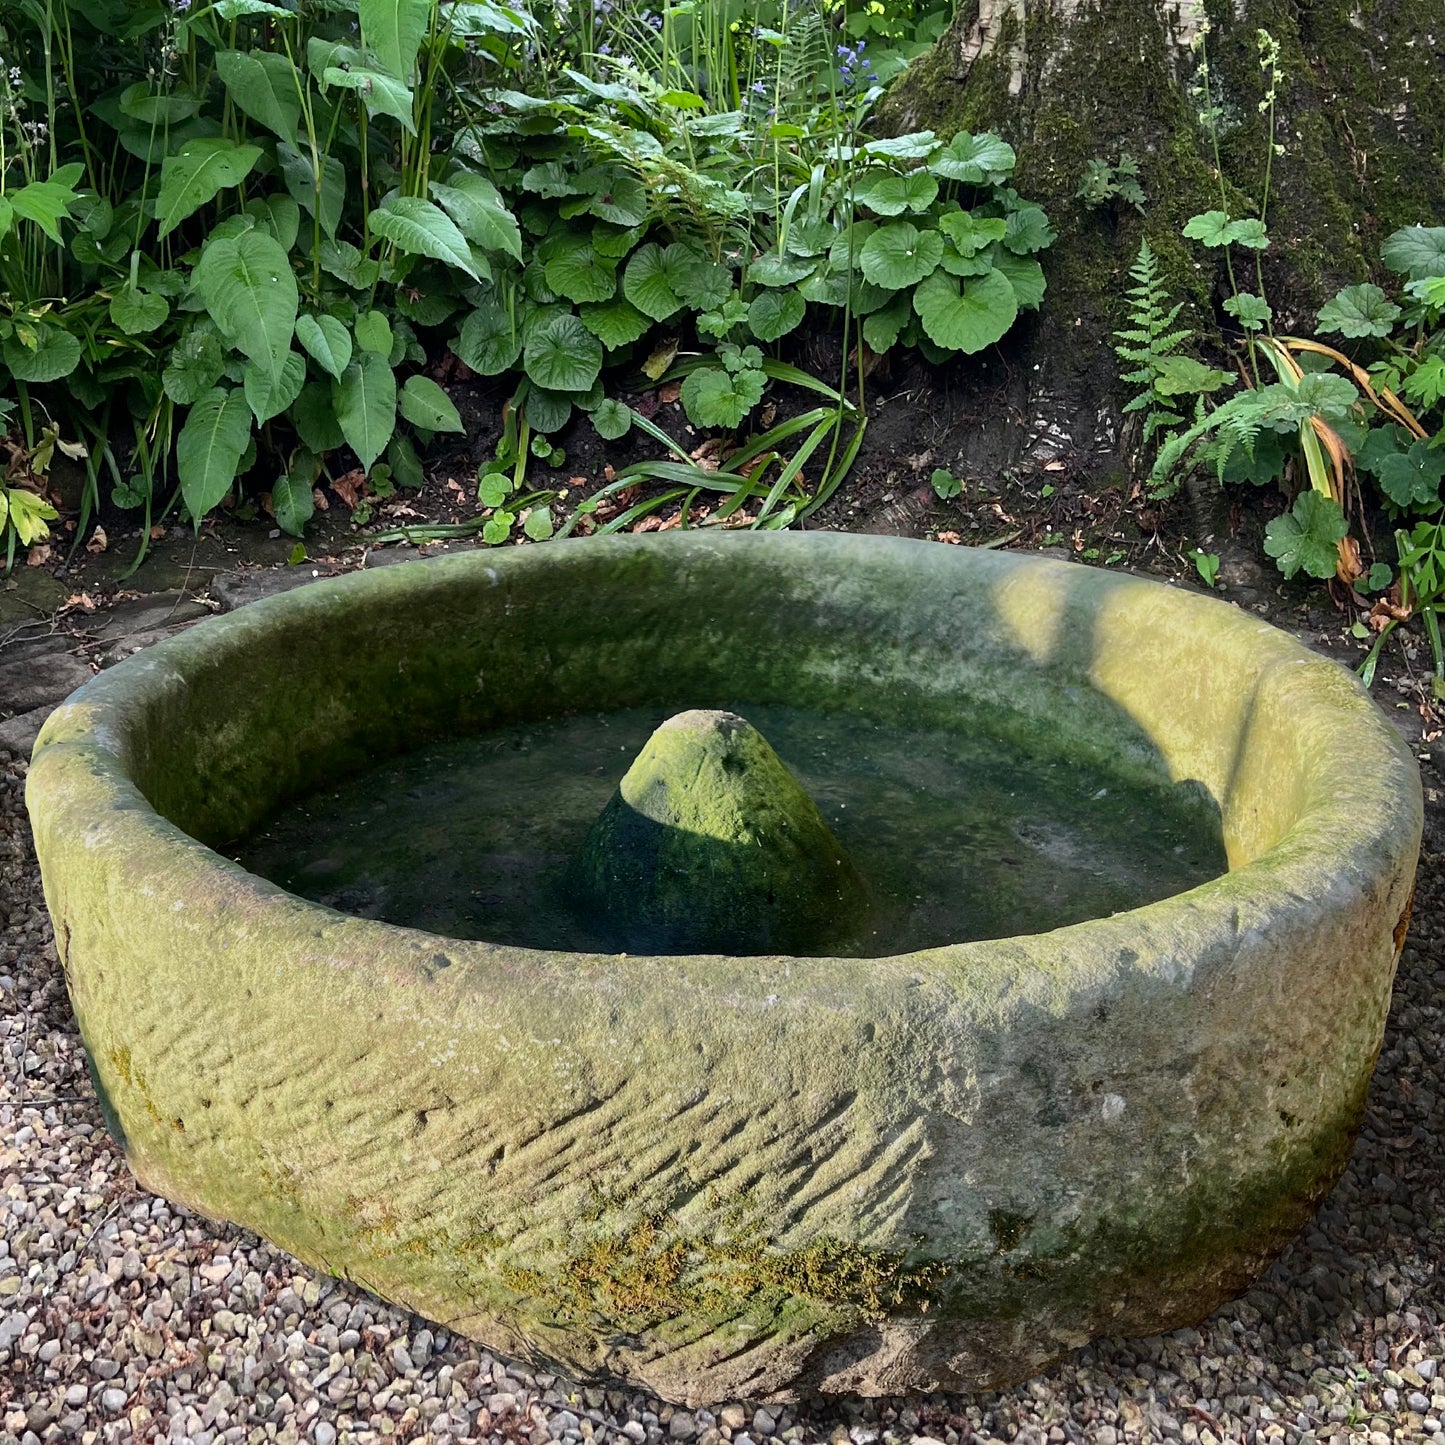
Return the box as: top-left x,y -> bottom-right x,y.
26,543 -> 52,567
659,381 -> 682,405
311,487 -> 329,511
631,515 -> 665,533
1335,535 -> 1364,586
906,450 -> 934,474
149,523 -> 167,541
935,531 -> 962,545
85,525 -> 108,554
332,469 -> 367,509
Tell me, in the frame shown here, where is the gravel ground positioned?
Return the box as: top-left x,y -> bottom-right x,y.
3,726 -> 1443,1445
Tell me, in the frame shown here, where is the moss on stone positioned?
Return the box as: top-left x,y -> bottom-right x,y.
573,709 -> 870,955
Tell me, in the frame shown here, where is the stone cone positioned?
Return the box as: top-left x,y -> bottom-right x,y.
574,709 -> 869,955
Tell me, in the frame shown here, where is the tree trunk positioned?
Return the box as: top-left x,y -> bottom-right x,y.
873,0 -> 1445,496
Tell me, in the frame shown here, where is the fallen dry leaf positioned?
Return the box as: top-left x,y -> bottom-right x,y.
64,592 -> 98,611
658,511 -> 684,531
311,488 -> 329,511
85,525 -> 108,554
332,469 -> 366,509
150,523 -> 167,540
1043,459 -> 1067,473
659,381 -> 682,405
603,464 -> 617,482
906,450 -> 934,473
935,531 -> 962,545
631,516 -> 665,533
26,543 -> 52,567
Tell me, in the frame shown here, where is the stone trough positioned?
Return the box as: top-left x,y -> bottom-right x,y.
25,533 -> 1421,1403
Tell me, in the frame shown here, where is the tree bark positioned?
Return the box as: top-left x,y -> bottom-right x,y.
873,0 -> 1445,492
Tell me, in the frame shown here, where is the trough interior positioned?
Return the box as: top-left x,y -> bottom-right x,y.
109,541 -> 1320,888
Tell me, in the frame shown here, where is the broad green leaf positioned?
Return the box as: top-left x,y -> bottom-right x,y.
295,314 -> 352,379
360,0 -> 435,81
592,397 -> 632,439
177,387 -> 252,519
271,459 -> 316,538
1223,291 -> 1272,332
214,0 -> 292,16
1263,491 -> 1347,579
109,283 -> 169,336
544,238 -> 617,303
321,67 -> 416,134
672,260 -> 733,311
388,433 -> 424,489
370,196 -> 479,280
2,489 -> 57,545
747,252 -> 815,287
452,303 -> 522,375
248,194 -> 301,251
1182,212 -> 1267,251
853,170 -> 939,217
524,314 -> 602,392
9,177 -> 80,244
863,132 -> 939,161
524,506 -> 553,540
747,289 -> 806,342
243,350 -> 306,424
862,294 -> 911,352
523,386 -> 571,434
576,169 -> 649,228
293,381 -> 346,452
1377,439 -> 1445,508
859,222 -> 944,289
1404,354 -> 1445,409
912,268 -> 1018,353
578,298 -> 651,349
929,131 -> 1015,183
333,352 -> 397,472
431,174 -> 522,258
276,143 -> 345,240
1227,218 -> 1269,251
354,310 -> 393,356
216,50 -> 301,146
156,139 -> 262,238
624,242 -> 693,320
1182,211 -> 1233,248
937,211 -> 1007,257
1153,355 -> 1231,396
194,230 -> 299,392
399,375 -> 464,432
1002,204 -> 1055,255
163,329 -> 226,404
988,249 -> 1046,309
1,324 -> 81,383
680,364 -> 765,429
0,197 -> 12,244
1381,225 -> 1445,280
1316,283 -> 1402,339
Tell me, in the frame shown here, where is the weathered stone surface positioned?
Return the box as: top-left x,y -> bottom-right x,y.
25,535 -> 1422,1404
209,567 -> 337,612
0,652 -> 92,717
575,709 -> 868,955
0,707 -> 52,758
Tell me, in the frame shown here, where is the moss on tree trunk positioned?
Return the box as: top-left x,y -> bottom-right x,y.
874,0 -> 1445,486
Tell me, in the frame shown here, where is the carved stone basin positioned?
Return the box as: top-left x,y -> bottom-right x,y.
26,534 -> 1420,1403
